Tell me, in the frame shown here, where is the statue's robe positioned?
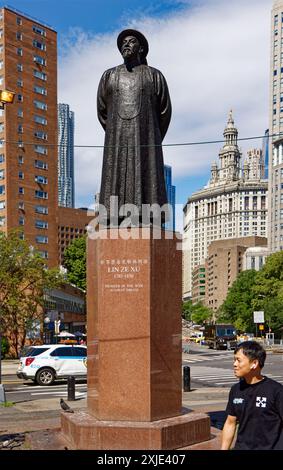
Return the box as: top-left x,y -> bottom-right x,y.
97,63 -> 171,222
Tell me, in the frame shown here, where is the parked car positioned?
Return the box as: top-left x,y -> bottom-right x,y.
17,344 -> 87,385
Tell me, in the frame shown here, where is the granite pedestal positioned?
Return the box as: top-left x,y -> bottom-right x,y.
61,228 -> 211,449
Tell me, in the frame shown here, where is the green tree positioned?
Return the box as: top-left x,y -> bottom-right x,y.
252,251 -> 283,335
191,302 -> 213,325
182,300 -> 193,320
218,270 -> 258,333
0,231 -> 62,357
63,236 -> 86,290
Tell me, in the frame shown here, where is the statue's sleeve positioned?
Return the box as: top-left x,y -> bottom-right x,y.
97,70 -> 109,130
155,70 -> 172,141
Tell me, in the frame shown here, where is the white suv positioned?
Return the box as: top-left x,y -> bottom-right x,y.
17,344 -> 87,385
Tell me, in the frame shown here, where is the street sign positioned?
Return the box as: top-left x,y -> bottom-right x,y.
253,311 -> 264,323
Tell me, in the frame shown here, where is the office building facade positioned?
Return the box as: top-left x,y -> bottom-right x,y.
0,6 -> 58,266
269,1 -> 283,252
58,103 -> 75,208
183,112 -> 268,299
205,236 -> 267,313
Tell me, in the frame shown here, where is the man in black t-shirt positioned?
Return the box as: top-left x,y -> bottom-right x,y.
221,341 -> 283,450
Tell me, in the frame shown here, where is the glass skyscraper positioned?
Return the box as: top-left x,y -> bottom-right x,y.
58,103 -> 75,208
164,164 -> 176,231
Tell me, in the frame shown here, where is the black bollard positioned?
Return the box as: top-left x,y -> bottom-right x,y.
67,375 -> 75,401
183,365 -> 191,392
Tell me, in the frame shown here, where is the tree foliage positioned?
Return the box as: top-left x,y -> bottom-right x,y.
182,300 -> 213,324
218,270 -> 258,332
0,231 -> 62,356
63,236 -> 86,290
219,251 -> 283,335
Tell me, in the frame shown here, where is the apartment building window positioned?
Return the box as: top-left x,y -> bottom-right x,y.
35,220 -> 48,229
18,108 -> 23,118
0,123 -> 4,133
34,115 -> 47,125
38,251 -> 48,259
18,171 -> 24,179
34,131 -> 47,140
35,235 -> 48,244
35,175 -> 48,184
33,25 -> 46,36
17,94 -> 23,102
33,39 -> 46,51
33,70 -> 47,81
18,201 -> 24,210
0,216 -> 5,226
16,32 -> 22,41
0,76 -> 3,86
16,17 -> 22,25
35,190 -> 48,199
18,156 -> 24,164
33,55 -> 46,66
0,201 -> 5,210
17,63 -> 23,72
18,125 -> 23,134
35,160 -> 48,170
0,169 -> 4,179
19,216 -> 24,226
0,60 -> 3,69
34,85 -> 47,96
0,154 -> 4,163
35,205 -> 48,214
19,187 -> 24,194
0,185 -> 5,195
17,48 -> 23,56
34,145 -> 47,155
34,100 -> 47,111
0,29 -> 3,39
0,46 -> 3,55
17,79 -> 23,87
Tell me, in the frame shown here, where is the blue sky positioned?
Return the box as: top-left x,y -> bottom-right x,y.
2,0 -> 273,230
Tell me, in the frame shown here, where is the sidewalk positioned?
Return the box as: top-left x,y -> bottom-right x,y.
0,360 -> 227,449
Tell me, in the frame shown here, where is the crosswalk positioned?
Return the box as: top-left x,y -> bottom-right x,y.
6,382 -> 87,400
183,353 -> 233,364
186,365 -> 283,387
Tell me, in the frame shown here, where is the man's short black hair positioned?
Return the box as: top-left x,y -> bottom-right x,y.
234,341 -> 266,369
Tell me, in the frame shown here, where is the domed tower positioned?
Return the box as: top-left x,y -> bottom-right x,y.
218,110 -> 241,182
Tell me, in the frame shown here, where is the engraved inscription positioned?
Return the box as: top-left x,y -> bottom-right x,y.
100,258 -> 147,292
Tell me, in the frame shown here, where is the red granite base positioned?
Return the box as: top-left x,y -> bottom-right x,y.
61,408 -> 211,450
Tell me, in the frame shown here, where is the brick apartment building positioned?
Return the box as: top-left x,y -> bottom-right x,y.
205,236 -> 267,313
58,206 -> 95,265
0,6 -> 58,266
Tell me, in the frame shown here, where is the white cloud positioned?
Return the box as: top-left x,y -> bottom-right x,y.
58,0 -> 272,210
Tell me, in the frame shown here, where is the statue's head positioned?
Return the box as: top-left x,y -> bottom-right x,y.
117,29 -> 149,64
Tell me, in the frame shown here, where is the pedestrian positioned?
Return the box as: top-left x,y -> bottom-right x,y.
97,29 -> 171,225
221,340 -> 283,450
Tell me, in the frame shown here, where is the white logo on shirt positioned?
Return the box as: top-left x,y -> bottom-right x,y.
233,398 -> 244,404
256,396 -> 267,407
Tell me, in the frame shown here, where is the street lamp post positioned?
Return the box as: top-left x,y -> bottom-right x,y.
0,88 -> 16,402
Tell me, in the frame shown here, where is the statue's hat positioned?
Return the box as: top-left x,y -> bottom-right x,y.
117,29 -> 149,61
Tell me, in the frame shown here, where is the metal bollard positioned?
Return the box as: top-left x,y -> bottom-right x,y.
67,375 -> 75,401
183,365 -> 191,392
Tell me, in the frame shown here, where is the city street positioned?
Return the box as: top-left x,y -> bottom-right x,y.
2,345 -> 283,404
184,344 -> 283,388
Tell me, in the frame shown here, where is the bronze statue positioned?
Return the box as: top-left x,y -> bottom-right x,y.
97,29 -> 172,224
